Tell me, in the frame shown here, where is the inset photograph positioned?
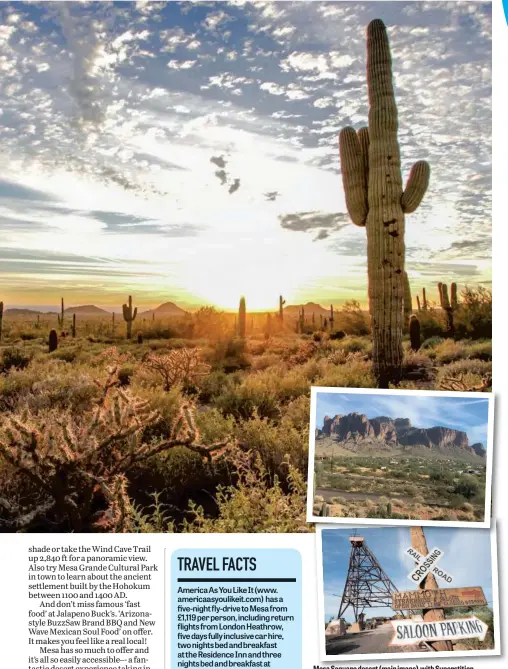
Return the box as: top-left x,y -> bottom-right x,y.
316,525 -> 500,660
308,388 -> 493,526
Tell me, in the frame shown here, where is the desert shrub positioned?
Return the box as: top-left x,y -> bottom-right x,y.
437,359 -> 491,391
0,378 -> 232,532
453,475 -> 479,500
137,323 -> 178,340
333,336 -> 371,356
421,336 -> 445,350
454,286 -> 492,339
434,339 -> 468,364
49,346 -> 82,363
142,348 -> 210,391
466,340 -> 492,361
335,301 -> 370,336
182,450 -> 309,533
192,307 -> 231,340
401,349 -> 433,376
251,353 -> 280,371
416,311 -> 447,340
19,331 -> 39,341
0,348 -> 32,373
317,359 -> 375,388
234,414 -> 308,476
118,364 -> 136,386
211,337 -> 250,372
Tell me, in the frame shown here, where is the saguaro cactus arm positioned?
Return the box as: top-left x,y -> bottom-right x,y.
339,127 -> 368,226
401,161 -> 430,213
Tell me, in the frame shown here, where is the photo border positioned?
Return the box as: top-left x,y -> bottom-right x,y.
315,522 -> 501,661
307,387 -> 494,528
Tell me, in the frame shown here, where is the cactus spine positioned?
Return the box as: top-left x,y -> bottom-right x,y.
279,295 -> 286,323
0,301 -> 3,341
122,295 -> 137,339
339,19 -> 430,387
49,329 -> 58,352
409,314 -> 421,352
238,296 -> 246,338
72,313 -> 76,338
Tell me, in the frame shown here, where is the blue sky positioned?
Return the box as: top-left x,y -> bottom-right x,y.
0,1 -> 491,310
321,526 -> 494,623
315,392 -> 490,448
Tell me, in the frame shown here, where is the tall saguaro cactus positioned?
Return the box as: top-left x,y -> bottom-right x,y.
339,19 -> 430,387
279,295 -> 286,323
438,282 -> 456,332
238,296 -> 246,338
122,295 -> 137,339
58,297 -> 64,327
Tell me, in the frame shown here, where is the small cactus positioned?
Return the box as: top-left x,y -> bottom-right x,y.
238,297 -> 246,338
137,332 -> 143,344
386,502 -> 392,518
0,300 -> 3,341
264,313 -> 272,340
279,295 -> 286,323
71,313 -> 76,338
330,304 -> 334,329
438,282 -> 456,333
49,329 -> 58,352
409,315 -> 421,352
112,312 -> 115,335
422,287 -> 428,310
319,502 -> 330,517
122,295 -> 137,339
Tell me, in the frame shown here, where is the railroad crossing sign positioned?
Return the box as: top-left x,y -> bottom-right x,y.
392,586 -> 487,611
405,546 -> 454,585
389,616 -> 488,646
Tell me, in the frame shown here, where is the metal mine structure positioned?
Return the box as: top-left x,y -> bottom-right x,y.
337,535 -> 401,622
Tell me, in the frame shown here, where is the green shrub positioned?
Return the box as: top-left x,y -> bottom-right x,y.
1,348 -> 32,373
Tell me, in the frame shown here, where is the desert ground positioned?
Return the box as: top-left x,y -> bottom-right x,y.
0,290 -> 491,532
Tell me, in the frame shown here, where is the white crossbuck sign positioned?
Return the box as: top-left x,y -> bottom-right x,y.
405,546 -> 454,585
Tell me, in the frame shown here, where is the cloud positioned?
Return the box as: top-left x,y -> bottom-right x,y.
0,1 -> 491,305
279,211 -> 349,235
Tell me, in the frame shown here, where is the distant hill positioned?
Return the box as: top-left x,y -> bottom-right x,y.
140,302 -> 187,318
284,302 -> 330,316
5,308 -> 43,316
64,305 -> 110,316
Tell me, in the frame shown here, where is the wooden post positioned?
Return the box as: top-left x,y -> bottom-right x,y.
409,527 -> 453,651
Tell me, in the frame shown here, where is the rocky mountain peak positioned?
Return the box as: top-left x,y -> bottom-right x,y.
319,411 -> 484,458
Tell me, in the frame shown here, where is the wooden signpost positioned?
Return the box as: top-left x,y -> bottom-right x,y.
408,527 -> 453,651
392,586 -> 487,611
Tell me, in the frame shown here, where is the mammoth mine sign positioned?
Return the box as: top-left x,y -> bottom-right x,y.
392,586 -> 487,610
